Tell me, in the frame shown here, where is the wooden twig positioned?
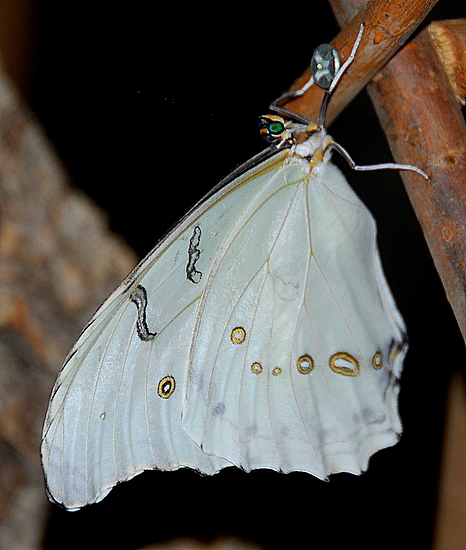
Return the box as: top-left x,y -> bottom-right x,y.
428,19 -> 466,106
283,0 -> 439,125
364,27 -> 466,545
366,25 -> 466,343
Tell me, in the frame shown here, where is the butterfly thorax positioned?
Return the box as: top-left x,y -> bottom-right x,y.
259,114 -> 333,171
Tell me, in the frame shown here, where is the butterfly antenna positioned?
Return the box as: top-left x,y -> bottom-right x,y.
269,91 -> 311,125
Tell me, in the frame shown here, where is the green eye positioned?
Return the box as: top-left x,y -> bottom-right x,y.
258,116 -> 286,144
268,121 -> 285,135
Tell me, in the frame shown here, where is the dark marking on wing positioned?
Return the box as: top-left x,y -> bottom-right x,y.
130,284 -> 157,341
186,226 -> 202,284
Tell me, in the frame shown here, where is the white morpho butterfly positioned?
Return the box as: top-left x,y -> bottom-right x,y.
41,25 -> 428,511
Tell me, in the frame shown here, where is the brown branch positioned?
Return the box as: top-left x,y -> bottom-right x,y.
428,19 -> 466,106
366,25 -> 466,343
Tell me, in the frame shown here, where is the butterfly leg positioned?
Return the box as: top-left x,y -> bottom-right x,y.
331,141 -> 429,179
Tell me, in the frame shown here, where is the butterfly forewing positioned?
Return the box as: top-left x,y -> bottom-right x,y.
41,151 -> 293,509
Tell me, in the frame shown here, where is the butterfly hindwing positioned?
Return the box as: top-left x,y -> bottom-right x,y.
183,160 -> 406,476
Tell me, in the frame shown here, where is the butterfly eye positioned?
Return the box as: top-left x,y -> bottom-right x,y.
258,115 -> 287,144
268,121 -> 285,135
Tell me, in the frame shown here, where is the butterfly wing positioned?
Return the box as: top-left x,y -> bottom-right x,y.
42,150 -> 407,510
182,159 -> 407,477
41,151 -> 294,510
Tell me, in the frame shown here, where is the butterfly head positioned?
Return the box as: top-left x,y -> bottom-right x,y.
259,114 -> 331,166
259,114 -> 322,145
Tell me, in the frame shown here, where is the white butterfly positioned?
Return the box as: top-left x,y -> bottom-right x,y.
41,25 -> 427,511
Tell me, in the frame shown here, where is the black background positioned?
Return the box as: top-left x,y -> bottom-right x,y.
27,1 -> 466,548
